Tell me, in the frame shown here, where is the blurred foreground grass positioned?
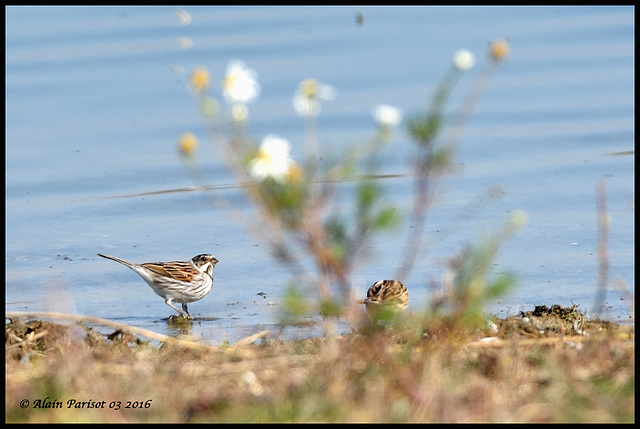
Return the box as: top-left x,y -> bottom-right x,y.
6,306 -> 634,423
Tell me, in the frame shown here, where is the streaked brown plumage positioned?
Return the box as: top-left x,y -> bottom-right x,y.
359,279 -> 409,320
97,253 -> 218,319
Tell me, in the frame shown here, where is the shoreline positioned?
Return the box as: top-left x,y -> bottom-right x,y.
6,304 -> 635,423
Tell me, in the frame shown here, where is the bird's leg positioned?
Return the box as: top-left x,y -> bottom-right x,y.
181,303 -> 193,319
165,298 -> 186,318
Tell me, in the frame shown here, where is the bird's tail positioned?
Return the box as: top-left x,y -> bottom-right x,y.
97,253 -> 135,269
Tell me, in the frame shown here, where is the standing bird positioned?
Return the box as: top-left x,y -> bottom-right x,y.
359,279 -> 409,322
97,253 -> 218,319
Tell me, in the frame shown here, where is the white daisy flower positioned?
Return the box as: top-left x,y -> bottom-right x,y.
452,49 -> 475,72
372,104 -> 403,129
293,79 -> 336,117
249,135 -> 297,182
223,60 -> 260,104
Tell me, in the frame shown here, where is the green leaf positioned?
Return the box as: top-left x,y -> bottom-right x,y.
357,182 -> 379,210
429,146 -> 454,170
373,206 -> 400,229
282,283 -> 309,318
486,273 -> 516,298
407,113 -> 442,145
319,299 -> 341,319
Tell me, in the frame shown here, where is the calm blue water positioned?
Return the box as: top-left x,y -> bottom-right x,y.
6,6 -> 634,343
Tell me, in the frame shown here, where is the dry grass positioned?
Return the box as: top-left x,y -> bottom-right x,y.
5,306 -> 634,423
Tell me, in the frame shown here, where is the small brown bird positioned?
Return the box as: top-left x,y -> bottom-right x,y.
97,253 -> 218,319
359,279 -> 409,321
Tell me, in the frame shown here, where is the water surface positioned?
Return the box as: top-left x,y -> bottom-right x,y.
6,6 -> 634,343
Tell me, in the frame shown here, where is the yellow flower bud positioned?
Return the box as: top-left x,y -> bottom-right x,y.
190,67 -> 210,91
178,132 -> 198,156
489,38 -> 510,62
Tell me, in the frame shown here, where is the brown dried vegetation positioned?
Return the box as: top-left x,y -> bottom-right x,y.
6,306 -> 634,423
